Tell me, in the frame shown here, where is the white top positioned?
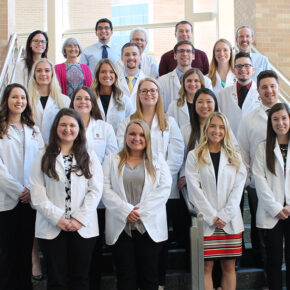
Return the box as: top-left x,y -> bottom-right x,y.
185,148 -> 246,236
30,150 -> 103,239
167,99 -> 190,129
116,54 -> 158,79
117,115 -> 184,198
250,52 -> 271,83
0,125 -> 44,211
96,94 -> 134,134
80,41 -> 121,77
217,81 -> 260,137
102,153 -> 172,245
158,69 -> 213,113
253,140 -> 290,229
212,70 -> 236,95
12,59 -> 29,88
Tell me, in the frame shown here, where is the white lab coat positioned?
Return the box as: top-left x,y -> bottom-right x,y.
97,94 -> 134,134
117,115 -> 184,198
185,148 -> 246,236
30,150 -> 103,239
102,153 -> 172,245
167,100 -> 189,129
218,82 -> 260,137
86,118 -> 118,164
12,59 -> 29,88
118,71 -> 147,112
35,94 -> 71,144
0,125 -> 44,211
116,54 -> 158,79
253,140 -> 290,229
237,104 -> 269,187
212,70 -> 236,96
158,69 -> 213,113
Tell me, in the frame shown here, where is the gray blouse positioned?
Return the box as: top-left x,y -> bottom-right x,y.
123,162 -> 146,236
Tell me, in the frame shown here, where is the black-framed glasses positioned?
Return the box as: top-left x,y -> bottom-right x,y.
234,64 -> 252,69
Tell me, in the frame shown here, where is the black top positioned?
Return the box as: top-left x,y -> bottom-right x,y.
187,101 -> 194,116
279,144 -> 288,175
100,94 -> 111,116
40,96 -> 48,109
210,151 -> 221,184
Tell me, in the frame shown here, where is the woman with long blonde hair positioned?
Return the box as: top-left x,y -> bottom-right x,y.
28,58 -> 70,144
185,112 -> 246,290
102,119 -> 172,290
208,39 -> 236,95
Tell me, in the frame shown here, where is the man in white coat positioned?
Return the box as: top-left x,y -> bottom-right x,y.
237,70 -> 281,268
116,28 -> 158,79
218,51 -> 260,137
158,40 -> 212,112
118,42 -> 147,112
236,25 -> 271,83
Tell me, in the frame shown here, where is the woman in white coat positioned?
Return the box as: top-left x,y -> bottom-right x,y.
29,108 -> 103,290
13,30 -> 48,88
253,103 -> 290,290
208,39 -> 236,95
185,112 -> 246,290
91,58 -> 134,133
28,58 -> 70,144
102,119 -> 172,290
70,85 -> 118,289
0,83 -> 44,290
167,68 -> 205,129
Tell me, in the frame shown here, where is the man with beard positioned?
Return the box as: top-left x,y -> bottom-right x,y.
218,51 -> 260,137
158,40 -> 212,112
236,25 -> 271,82
80,18 -> 121,76
118,42 -> 147,111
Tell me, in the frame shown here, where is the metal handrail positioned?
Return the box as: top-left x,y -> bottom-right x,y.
181,187 -> 204,290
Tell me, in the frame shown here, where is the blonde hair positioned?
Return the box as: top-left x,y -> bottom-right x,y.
91,59 -> 124,111
131,78 -> 168,131
208,39 -> 234,88
118,119 -> 156,181
195,112 -> 243,172
177,68 -> 205,107
28,58 -> 67,125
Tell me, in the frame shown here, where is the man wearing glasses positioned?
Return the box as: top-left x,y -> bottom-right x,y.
80,18 -> 121,76
218,52 -> 260,137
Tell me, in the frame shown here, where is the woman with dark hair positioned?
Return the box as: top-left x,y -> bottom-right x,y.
167,68 -> 206,129
103,119 -> 172,290
253,103 -> 290,290
13,30 -> 48,87
55,38 -> 92,98
91,58 -> 134,133
0,83 -> 44,290
29,108 -> 103,290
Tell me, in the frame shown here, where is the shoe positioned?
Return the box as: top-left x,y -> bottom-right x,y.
32,274 -> 44,281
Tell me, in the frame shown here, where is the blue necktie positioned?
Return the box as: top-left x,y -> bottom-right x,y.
102,45 -> 108,59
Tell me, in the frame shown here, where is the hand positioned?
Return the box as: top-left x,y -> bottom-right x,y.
127,207 -> 140,223
276,210 -> 288,220
214,217 -> 226,229
282,205 -> 290,217
66,218 -> 83,232
56,217 -> 71,231
19,188 -> 31,203
178,177 -> 186,190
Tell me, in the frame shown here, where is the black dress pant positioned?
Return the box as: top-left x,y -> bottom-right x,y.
38,231 -> 96,290
0,202 -> 35,290
113,231 -> 163,290
263,218 -> 290,290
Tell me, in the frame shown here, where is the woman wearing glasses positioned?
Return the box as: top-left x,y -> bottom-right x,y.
13,30 -> 48,88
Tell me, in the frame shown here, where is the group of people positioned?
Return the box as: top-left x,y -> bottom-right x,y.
0,16 -> 288,290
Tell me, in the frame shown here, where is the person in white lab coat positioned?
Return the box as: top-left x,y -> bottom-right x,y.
28,58 -> 70,144
185,112 -> 246,290
102,119 -> 172,290
30,108 -> 103,290
0,83 -> 44,290
70,85 -> 118,290
253,103 -> 290,290
218,51 -> 260,137
167,68 -> 205,129
13,30 -> 48,88
208,39 -> 236,95
91,58 -> 134,133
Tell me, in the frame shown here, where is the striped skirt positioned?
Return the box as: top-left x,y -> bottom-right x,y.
204,228 -> 242,259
